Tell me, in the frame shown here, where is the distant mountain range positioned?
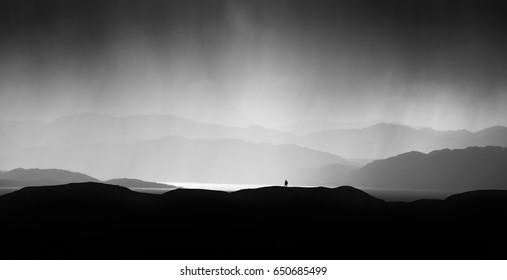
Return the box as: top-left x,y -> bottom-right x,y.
0,137 -> 347,183
347,146 -> 507,192
1,146 -> 506,193
299,123 -> 507,159
2,113 -> 507,186
271,146 -> 507,192
274,120 -> 380,135
0,168 -> 99,188
1,113 -> 507,161
0,113 -> 296,153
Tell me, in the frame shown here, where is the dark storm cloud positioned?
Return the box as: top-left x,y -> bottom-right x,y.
1,0 -> 507,129
265,0 -> 507,91
0,0 -> 224,65
346,0 -> 507,90
3,0 -> 506,70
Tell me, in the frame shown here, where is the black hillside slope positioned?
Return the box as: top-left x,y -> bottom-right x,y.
0,183 -> 506,259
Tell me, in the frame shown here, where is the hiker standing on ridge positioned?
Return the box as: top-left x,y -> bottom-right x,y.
284,180 -> 288,187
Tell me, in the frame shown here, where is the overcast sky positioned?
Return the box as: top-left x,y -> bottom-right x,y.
1,0 -> 507,131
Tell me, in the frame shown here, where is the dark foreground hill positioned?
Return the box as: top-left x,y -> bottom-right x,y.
0,183 -> 506,259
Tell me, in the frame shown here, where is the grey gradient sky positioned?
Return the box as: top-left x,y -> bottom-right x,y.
1,0 -> 507,130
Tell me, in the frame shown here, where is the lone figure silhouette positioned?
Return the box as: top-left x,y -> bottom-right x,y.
284,180 -> 288,187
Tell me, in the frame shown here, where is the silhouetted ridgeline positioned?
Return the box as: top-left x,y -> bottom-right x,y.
0,168 -> 180,203
0,183 -> 506,259
0,168 -> 179,192
0,168 -> 99,183
0,168 -> 99,189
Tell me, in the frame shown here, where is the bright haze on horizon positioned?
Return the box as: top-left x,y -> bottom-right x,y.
0,0 -> 506,132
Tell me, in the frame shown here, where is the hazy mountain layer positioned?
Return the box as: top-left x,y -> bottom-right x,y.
0,168 -> 99,183
347,146 -> 507,192
2,114 -> 507,161
0,136 -> 347,183
300,123 -> 507,159
274,120 -> 380,135
2,145 -> 507,192
0,114 -> 296,155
